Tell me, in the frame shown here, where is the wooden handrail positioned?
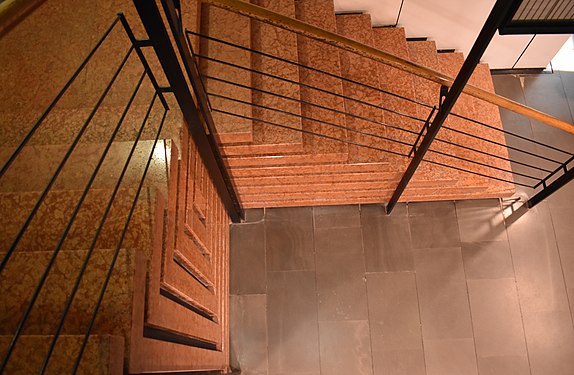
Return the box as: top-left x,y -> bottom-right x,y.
202,0 -> 574,135
0,0 -> 46,39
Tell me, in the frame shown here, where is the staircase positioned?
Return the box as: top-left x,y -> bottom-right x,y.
198,0 -> 516,208
0,2 -> 230,373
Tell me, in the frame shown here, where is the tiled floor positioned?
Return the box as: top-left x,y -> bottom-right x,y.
229,72 -> 574,375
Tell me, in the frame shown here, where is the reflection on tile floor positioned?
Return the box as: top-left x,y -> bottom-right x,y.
229,74 -> 574,375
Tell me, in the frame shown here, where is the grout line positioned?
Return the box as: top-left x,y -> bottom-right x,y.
406,202 -> 429,375
547,202 -> 574,331
500,198 -> 533,375
311,206 -> 324,375
359,204 -> 377,375
454,201 -> 481,375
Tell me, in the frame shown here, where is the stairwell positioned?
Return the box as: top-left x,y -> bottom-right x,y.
199,0 -> 516,208
0,1 -> 231,373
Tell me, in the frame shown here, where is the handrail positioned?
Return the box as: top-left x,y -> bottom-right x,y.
201,0 -> 574,135
0,0 -> 46,38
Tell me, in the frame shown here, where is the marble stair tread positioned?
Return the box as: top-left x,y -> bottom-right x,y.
224,151 -> 349,167
295,0 -> 349,155
0,334 -> 124,374
239,184 -> 493,208
220,142 -> 304,157
250,0 -> 303,146
0,140 -> 171,193
336,13 -> 388,164
0,188 -> 158,257
0,105 -> 180,148
200,3 -> 253,136
215,131 -> 253,145
0,249 -> 143,340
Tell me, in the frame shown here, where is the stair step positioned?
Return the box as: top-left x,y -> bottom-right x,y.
251,0 -> 302,146
336,13 -> 388,163
224,152 -> 348,167
0,249 -> 144,340
0,105 -> 178,148
201,3 -> 253,136
295,0 -> 348,155
0,140 -> 171,193
220,142 -> 304,157
0,334 -> 124,374
0,188 -> 158,256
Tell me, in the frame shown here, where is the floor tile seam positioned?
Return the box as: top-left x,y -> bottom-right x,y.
499,198 -> 534,375
450,200 -> 479,375
546,202 -> 574,333
358,204 -> 376,375
311,206 -> 323,375
408,200 -> 429,375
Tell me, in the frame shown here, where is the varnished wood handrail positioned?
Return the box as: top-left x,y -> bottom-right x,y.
0,0 -> 46,39
202,0 -> 574,135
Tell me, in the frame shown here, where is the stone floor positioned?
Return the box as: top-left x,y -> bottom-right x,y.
228,71 -> 574,375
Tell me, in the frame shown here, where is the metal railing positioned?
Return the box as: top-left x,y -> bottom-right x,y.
185,22 -> 573,212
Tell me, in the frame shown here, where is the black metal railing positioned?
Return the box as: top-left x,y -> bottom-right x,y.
184,23 -> 574,212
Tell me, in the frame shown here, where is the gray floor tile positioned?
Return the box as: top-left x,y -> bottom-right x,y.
265,207 -> 315,271
423,338 -> 479,375
522,310 -> 574,375
366,273 -> 422,350
362,206 -> 414,272
314,226 -> 363,255
414,248 -> 473,340
243,208 -> 264,223
551,206 -> 574,289
267,271 -> 320,374
367,273 -> 426,375
316,251 -> 368,321
477,355 -> 531,375
456,199 -> 507,243
462,241 -> 514,279
409,201 -> 461,249
506,203 -> 570,313
230,295 -> 268,374
230,222 -> 266,295
314,205 -> 360,228
318,320 -> 373,375
467,278 -> 528,358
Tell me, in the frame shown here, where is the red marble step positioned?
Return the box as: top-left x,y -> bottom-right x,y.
0,334 -> 124,374
251,0 -> 303,146
239,185 -> 492,208
221,142 -> 304,157
216,132 -> 253,145
200,3 -> 253,136
0,249 -> 144,346
295,0 -> 349,155
336,13 -> 388,163
0,188 -> 157,257
224,151 -> 349,167
229,161 -> 398,177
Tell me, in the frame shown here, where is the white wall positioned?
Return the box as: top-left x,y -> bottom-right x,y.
334,0 -> 570,69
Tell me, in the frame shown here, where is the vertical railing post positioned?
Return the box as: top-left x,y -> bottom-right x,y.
385,0 -> 517,215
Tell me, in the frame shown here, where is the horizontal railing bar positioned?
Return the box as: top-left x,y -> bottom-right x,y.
39,71 -> 150,374
211,92 -> 538,181
190,29 -> 574,158
198,55 -> 567,165
0,45 -> 136,372
212,107 -> 532,188
195,54 -> 426,124
0,46 -> 135,278
0,16 -> 122,180
201,0 -> 574,135
205,74 -> 555,174
73,107 -> 169,373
